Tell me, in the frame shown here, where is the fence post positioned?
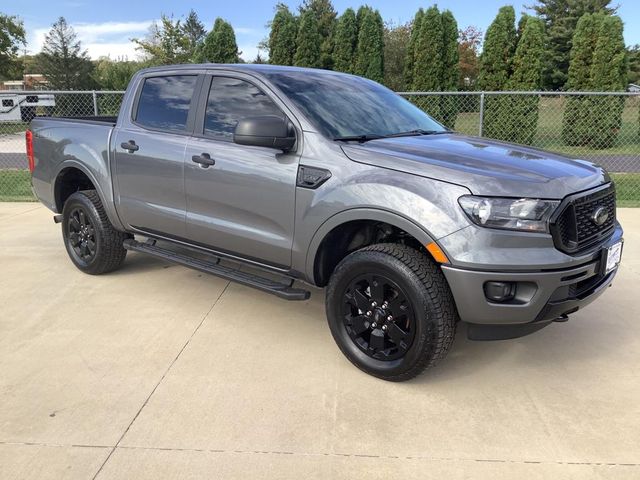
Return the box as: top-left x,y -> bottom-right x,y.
92,91 -> 98,116
478,92 -> 485,137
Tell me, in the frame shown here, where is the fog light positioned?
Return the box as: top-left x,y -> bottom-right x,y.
484,281 -> 516,303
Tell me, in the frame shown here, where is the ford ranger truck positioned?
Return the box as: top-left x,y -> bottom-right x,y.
27,65 -> 623,381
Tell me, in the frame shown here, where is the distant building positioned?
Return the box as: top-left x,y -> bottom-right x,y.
1,74 -> 49,91
628,83 -> 640,92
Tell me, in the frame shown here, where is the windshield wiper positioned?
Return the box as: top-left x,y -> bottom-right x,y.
383,129 -> 449,138
333,134 -> 386,143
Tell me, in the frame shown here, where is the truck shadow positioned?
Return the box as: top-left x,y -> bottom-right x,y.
108,252 -> 631,387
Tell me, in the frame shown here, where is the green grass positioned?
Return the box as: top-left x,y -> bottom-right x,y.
611,173 -> 640,207
0,122 -> 29,135
453,96 -> 640,156
0,170 -> 36,202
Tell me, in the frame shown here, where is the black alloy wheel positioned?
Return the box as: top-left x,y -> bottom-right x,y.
342,273 -> 416,361
61,190 -> 128,274
67,206 -> 97,264
326,243 -> 458,381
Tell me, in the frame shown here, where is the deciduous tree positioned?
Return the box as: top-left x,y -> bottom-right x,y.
133,15 -> 191,65
0,13 -> 26,80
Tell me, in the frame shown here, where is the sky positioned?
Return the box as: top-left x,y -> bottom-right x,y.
6,0 -> 640,62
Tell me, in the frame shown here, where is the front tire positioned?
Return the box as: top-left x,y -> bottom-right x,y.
325,243 -> 458,381
61,190 -> 128,275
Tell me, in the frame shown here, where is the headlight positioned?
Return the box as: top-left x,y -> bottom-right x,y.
458,196 -> 559,233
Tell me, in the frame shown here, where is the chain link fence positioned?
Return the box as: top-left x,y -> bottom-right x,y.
0,90 -> 124,201
1,89 -> 639,205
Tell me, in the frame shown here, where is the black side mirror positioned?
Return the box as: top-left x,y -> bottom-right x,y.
233,115 -> 296,152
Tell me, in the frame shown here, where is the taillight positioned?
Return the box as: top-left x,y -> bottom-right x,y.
26,130 -> 34,173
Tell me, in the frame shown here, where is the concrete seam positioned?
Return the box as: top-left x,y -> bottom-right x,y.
89,281 -> 231,480
2,440 -> 639,468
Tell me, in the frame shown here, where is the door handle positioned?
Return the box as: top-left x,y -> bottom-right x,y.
121,140 -> 139,152
192,153 -> 215,168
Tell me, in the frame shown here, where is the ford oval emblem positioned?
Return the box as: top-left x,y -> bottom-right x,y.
591,206 -> 609,226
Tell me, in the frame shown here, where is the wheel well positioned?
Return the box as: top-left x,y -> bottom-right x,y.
54,168 -> 96,212
313,220 -> 428,287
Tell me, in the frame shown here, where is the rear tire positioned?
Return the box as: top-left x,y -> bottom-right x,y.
61,190 -> 128,275
325,243 -> 458,381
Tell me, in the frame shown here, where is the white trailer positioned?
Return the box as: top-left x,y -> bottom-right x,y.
0,93 -> 56,123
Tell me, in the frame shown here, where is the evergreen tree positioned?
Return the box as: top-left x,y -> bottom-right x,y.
411,6 -> 444,121
183,9 -> 206,61
403,9 -> 423,89
356,6 -> 372,32
38,17 -> 95,90
294,10 -> 322,68
477,6 -> 517,140
299,0 -> 337,69
268,3 -> 298,66
628,45 -> 640,85
531,0 -> 616,90
587,14 -> 627,147
440,10 -> 460,128
354,8 -> 384,83
477,6 -> 516,90
562,13 -> 605,146
504,16 -> 546,144
412,6 -> 442,91
333,8 -> 358,73
197,18 -> 240,63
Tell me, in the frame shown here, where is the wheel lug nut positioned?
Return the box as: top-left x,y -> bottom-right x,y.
366,311 -> 372,317
371,322 -> 377,329
387,315 -> 393,321
382,325 -> 387,331
371,301 -> 377,307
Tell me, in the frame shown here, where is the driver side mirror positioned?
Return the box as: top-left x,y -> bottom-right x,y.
233,115 -> 296,152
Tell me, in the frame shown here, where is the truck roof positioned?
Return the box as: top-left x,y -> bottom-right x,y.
137,63 -> 351,78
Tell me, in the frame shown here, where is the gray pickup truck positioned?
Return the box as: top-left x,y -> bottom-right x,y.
28,64 -> 623,381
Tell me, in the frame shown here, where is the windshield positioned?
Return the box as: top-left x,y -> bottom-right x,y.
262,70 -> 446,140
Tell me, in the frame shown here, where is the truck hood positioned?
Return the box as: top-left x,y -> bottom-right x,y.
341,133 -> 608,198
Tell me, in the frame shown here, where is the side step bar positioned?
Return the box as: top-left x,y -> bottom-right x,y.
123,239 -> 310,301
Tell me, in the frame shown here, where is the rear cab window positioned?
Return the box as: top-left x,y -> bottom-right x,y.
134,75 -> 198,132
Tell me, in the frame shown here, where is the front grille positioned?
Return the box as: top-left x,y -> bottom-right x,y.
551,184 -> 616,254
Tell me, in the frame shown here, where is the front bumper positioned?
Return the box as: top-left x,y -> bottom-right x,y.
441,227 -> 622,327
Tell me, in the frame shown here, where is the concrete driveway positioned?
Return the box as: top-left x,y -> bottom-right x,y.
1,203 -> 639,479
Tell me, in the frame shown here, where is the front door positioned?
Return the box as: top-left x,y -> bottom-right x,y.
184,75 -> 299,268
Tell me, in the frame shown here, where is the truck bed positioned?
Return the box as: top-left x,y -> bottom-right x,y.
35,116 -> 118,126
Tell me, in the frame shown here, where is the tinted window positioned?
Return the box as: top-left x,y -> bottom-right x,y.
263,70 -> 445,139
136,76 -> 197,132
204,77 -> 283,139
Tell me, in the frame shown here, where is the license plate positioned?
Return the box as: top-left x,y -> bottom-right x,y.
604,241 -> 623,274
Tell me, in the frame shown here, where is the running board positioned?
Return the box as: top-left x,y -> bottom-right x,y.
123,239 -> 310,301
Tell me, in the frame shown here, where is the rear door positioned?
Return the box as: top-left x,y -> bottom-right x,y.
183,73 -> 300,268
113,72 -> 203,238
